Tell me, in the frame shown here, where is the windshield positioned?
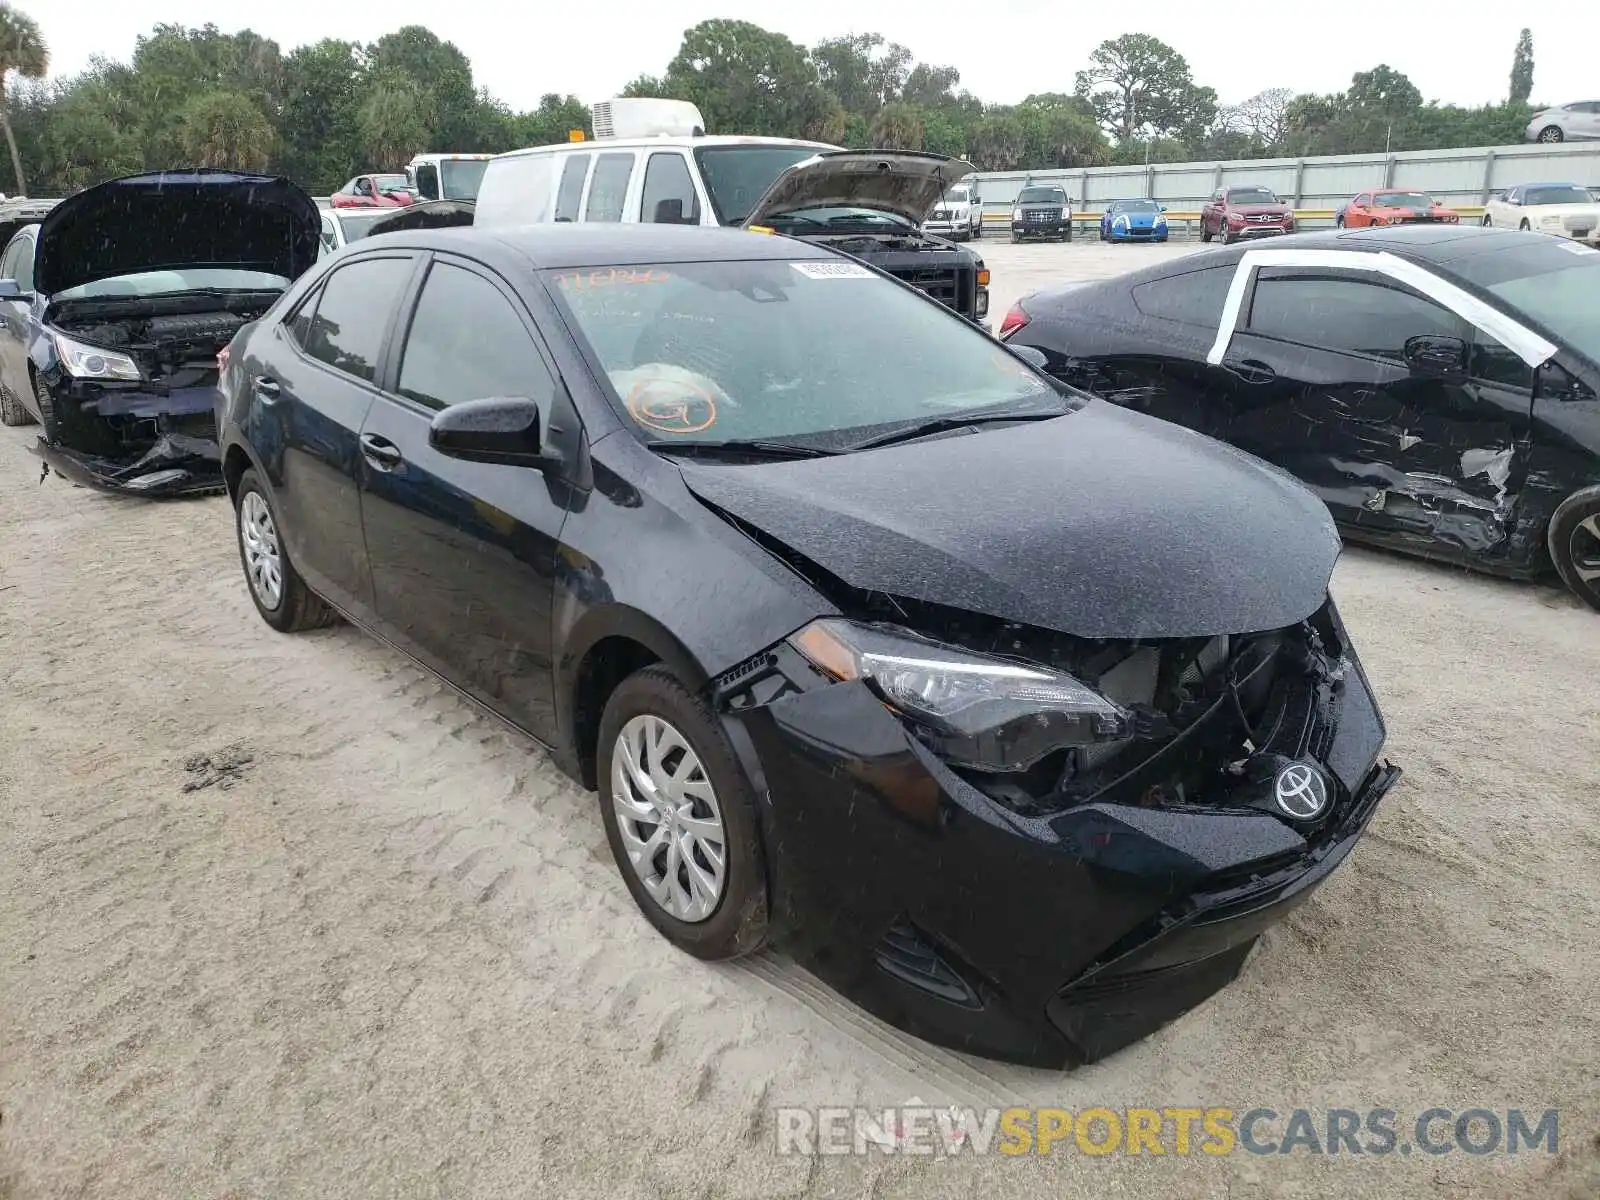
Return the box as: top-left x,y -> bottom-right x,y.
54,268 -> 289,302
693,146 -> 823,225
1114,199 -> 1160,214
1454,242 -> 1600,364
374,174 -> 412,192
1524,185 -> 1593,206
1227,187 -> 1278,205
334,211 -> 396,240
943,187 -> 970,204
1018,188 -> 1064,204
440,158 -> 489,200
1376,191 -> 1433,209
548,259 -> 1058,448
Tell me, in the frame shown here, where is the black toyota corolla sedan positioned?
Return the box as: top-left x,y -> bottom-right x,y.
216,223 -> 1398,1067
999,225 -> 1600,611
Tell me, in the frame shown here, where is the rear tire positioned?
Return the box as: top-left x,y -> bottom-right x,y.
0,380 -> 34,426
233,468 -> 338,633
597,666 -> 769,960
1548,486 -> 1600,612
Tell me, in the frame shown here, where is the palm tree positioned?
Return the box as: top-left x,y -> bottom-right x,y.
0,3 -> 47,196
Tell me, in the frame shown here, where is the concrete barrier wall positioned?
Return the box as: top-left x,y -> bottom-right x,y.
974,141 -> 1600,215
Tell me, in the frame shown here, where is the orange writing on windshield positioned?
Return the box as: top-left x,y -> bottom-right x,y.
556,268 -> 673,291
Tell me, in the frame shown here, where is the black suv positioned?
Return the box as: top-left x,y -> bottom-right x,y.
1011,184 -> 1071,242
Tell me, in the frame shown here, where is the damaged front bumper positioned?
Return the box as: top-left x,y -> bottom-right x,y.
33,432 -> 224,497
713,601 -> 1398,1067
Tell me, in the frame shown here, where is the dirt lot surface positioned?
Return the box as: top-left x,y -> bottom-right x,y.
2,241 -> 1598,1199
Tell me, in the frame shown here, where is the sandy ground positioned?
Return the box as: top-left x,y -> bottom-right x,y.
2,241 -> 1598,1199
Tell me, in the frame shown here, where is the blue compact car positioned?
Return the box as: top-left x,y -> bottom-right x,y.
1099,198 -> 1169,243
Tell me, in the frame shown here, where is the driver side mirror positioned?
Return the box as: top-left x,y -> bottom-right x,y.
429,396 -> 557,468
1007,343 -> 1049,370
0,278 -> 31,302
1403,334 -> 1468,381
653,198 -> 692,224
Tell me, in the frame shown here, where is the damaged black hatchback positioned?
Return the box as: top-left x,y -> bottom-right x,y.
0,169 -> 321,495
218,224 -> 1398,1068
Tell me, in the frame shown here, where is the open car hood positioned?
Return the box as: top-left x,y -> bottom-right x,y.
35,169 -> 322,297
679,402 -> 1341,640
367,199 -> 476,236
744,151 -> 978,228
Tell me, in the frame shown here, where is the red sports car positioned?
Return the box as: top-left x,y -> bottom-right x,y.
329,173 -> 418,209
1339,189 -> 1459,228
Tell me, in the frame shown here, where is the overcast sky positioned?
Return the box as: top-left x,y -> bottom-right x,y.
32,2 -> 1582,115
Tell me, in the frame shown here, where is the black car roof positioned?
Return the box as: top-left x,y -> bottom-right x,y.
362,223 -> 838,269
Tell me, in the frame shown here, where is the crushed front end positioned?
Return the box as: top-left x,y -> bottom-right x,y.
712,594 -> 1398,1067
30,303 -> 264,497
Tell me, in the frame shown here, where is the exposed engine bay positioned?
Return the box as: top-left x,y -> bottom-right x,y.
37,290 -> 280,496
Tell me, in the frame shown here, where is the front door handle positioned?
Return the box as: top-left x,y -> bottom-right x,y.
360,432 -> 403,470
253,377 -> 281,403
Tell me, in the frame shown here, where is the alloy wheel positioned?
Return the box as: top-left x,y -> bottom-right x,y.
240,491 -> 284,610
1570,513 -> 1600,587
610,714 -> 727,923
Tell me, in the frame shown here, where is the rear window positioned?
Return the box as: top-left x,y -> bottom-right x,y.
475,153 -> 555,225
1131,265 -> 1234,327
1524,185 -> 1592,206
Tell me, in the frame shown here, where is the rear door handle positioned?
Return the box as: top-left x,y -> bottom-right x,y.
253,377 -> 281,403
360,433 -> 403,470
1225,358 -> 1278,384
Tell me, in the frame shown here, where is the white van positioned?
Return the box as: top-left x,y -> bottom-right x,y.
474,99 -> 990,323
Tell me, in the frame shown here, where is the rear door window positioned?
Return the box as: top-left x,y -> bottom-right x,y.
585,153 -> 635,223
1131,265 -> 1235,328
12,238 -> 34,292
641,152 -> 700,224
397,261 -> 555,410
555,154 -> 590,223
302,256 -> 415,383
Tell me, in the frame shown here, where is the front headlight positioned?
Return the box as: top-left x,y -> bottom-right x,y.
52,331 -> 142,382
1012,207 -> 1023,221
789,619 -> 1131,773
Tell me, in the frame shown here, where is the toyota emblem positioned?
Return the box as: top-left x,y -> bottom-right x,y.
1273,762 -> 1330,820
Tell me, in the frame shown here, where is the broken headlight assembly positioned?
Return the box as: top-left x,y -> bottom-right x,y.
51,331 -> 142,382
789,618 -> 1131,773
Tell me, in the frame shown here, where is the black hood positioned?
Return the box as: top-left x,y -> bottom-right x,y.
35,169 -> 323,296
680,402 -> 1341,639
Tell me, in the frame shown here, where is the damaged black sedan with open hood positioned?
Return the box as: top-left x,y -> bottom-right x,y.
218,224 -> 1399,1068
0,169 -> 321,495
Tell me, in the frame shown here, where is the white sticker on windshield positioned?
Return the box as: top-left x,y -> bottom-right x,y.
790,261 -> 876,279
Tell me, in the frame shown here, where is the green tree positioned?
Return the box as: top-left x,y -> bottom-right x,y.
357,70 -> 433,169
178,90 -> 276,171
966,114 -> 1026,171
0,2 -> 48,194
660,19 -> 831,137
900,62 -> 961,109
511,93 -> 590,147
1015,97 -> 1108,168
279,39 -> 365,193
811,33 -> 911,116
1074,34 -> 1214,143
868,102 -> 923,150
1509,29 -> 1534,105
367,25 -> 478,150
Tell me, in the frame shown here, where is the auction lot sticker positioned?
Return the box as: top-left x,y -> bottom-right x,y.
791,261 -> 876,279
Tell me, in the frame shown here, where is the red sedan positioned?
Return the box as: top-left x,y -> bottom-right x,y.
1339,189 -> 1459,228
329,173 -> 419,209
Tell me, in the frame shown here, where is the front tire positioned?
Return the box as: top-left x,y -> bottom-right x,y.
233,468 -> 337,632
1200,223 -> 1213,243
1538,125 -> 1564,144
0,380 -> 34,426
1548,486 -> 1600,612
1520,219 -> 1531,231
597,666 -> 769,959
